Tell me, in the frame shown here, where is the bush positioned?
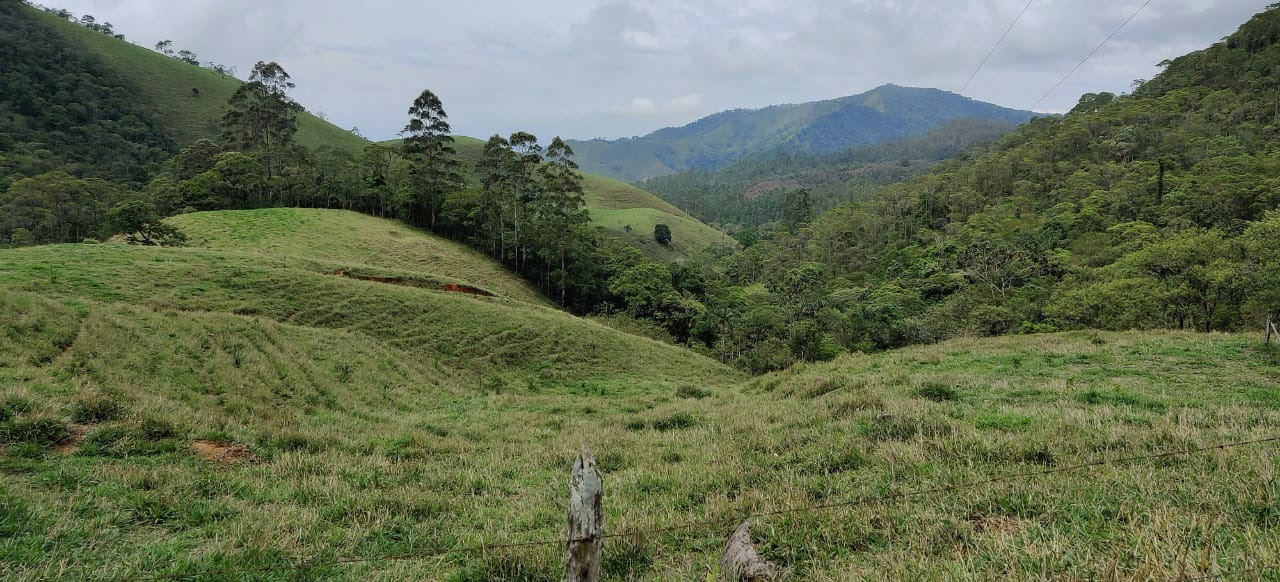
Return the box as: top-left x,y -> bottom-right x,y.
651,412 -> 698,432
914,382 -> 961,402
674,385 -> 711,399
2,415 -> 71,445
139,417 -> 177,440
70,394 -> 124,423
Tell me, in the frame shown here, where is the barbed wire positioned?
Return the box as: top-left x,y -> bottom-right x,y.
133,434 -> 1280,580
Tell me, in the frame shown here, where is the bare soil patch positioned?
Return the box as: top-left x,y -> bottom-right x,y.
192,440 -> 256,464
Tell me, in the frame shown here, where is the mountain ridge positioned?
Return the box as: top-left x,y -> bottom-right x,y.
566,84 -> 1039,181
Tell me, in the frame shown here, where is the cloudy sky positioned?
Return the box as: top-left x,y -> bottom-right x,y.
51,0 -> 1269,141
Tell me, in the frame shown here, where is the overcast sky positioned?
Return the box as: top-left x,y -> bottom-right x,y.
50,0 -> 1269,141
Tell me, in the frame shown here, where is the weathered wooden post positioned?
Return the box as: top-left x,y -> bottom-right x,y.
565,446 -> 603,582
1268,315 -> 1276,344
720,520 -> 781,581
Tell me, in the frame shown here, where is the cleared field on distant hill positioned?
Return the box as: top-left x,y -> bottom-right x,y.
32,8 -> 368,153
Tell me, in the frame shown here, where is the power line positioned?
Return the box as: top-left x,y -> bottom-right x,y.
1030,0 -> 1155,111
133,434 -> 1280,581
960,0 -> 1037,96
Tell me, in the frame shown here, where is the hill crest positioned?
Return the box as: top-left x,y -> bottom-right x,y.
566,84 -> 1038,181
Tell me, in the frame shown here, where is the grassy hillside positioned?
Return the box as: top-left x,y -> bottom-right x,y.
31,7 -> 368,154
167,208 -> 546,304
567,85 -> 1037,182
2,297 -> 1276,579
0,217 -> 735,383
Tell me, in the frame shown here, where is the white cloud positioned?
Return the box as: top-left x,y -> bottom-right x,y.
48,0 -> 1271,140
667,93 -> 704,113
615,97 -> 659,114
622,30 -> 664,50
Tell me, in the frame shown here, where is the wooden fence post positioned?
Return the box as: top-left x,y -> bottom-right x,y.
720,520 -> 781,581
565,446 -> 603,582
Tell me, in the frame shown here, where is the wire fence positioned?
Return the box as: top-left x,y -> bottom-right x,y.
133,435 -> 1280,581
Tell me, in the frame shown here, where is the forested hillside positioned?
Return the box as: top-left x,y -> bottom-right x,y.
567,85 -> 1036,181
0,0 -> 173,188
698,3 -> 1280,364
641,118 -> 1021,229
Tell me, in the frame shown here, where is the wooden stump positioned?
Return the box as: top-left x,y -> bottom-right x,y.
565,446 -> 604,582
720,520 -> 781,581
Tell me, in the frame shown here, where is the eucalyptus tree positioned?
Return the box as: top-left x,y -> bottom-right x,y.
401,89 -> 462,230
220,61 -> 303,193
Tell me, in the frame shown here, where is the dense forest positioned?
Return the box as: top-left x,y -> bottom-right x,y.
4,0 -> 1280,374
640,118 -> 1022,230
671,2 -> 1280,370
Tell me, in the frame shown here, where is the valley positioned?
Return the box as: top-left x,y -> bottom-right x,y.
2,0 -> 1280,580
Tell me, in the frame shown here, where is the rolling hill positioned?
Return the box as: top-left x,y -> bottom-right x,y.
3,254 -> 1276,580
567,84 -> 1038,182
26,6 -> 368,154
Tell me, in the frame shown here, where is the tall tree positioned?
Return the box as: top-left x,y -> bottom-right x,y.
220,61 -> 303,192
401,89 -> 462,230
536,137 -> 590,304
475,135 -> 512,258
506,132 -> 542,270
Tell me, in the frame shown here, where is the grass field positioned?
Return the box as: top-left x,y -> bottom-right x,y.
167,208 -> 547,304
32,7 -> 369,154
2,213 -> 1278,582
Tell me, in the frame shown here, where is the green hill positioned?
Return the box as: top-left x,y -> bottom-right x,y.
167,208 -> 547,304
28,6 -> 368,154
640,118 -> 1023,228
567,85 -> 1038,182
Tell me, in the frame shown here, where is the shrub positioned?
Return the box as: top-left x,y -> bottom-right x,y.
139,417 -> 177,440
914,382 -> 961,402
70,394 -> 124,423
651,412 -> 698,432
674,385 -> 711,399
2,415 -> 71,445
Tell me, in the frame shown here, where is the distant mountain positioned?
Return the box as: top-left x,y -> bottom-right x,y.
567,84 -> 1039,182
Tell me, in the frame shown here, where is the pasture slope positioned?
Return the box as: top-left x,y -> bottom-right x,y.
30,6 -> 368,154
1,212 -> 1277,581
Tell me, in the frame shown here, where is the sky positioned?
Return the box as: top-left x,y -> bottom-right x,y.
48,0 -> 1270,142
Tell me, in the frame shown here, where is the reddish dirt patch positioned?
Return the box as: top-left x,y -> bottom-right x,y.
443,282 -> 494,297
333,270 -> 495,297
192,441 -> 256,464
54,425 -> 89,456
334,269 -> 408,285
